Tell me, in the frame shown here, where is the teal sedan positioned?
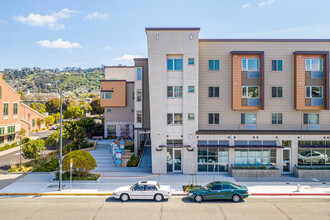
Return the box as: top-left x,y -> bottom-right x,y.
188,181 -> 249,202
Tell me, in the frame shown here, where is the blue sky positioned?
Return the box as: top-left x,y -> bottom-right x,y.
1,0 -> 330,70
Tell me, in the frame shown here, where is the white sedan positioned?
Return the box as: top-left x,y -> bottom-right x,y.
113,181 -> 171,202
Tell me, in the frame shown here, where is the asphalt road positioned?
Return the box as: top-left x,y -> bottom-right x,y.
0,197 -> 328,220
0,130 -> 54,171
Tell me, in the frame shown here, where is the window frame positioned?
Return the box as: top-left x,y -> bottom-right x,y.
167,113 -> 182,125
241,86 -> 259,98
241,113 -> 257,125
188,86 -> 195,93
101,92 -> 113,100
136,89 -> 142,102
208,60 -> 220,71
271,86 -> 283,98
271,60 -> 283,71
188,58 -> 195,65
188,113 -> 195,120
167,86 -> 183,98
167,59 -> 183,71
271,113 -> 283,125
137,68 -> 142,80
303,113 -> 319,125
208,86 -> 220,98
208,113 -> 220,125
136,111 -> 142,123
305,86 -> 323,98
242,59 -> 259,71
13,103 -> 18,115
305,59 -> 323,71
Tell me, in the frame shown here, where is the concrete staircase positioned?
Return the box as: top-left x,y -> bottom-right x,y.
89,141 -> 115,172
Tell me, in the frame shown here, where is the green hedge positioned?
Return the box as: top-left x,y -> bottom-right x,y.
55,172 -> 100,181
232,165 -> 278,170
0,142 -> 19,152
296,166 -> 330,170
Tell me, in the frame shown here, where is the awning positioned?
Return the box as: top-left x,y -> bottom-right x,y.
159,144 -> 191,148
298,145 -> 330,148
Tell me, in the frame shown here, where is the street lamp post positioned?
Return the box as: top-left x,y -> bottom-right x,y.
19,136 -> 22,171
59,90 -> 63,191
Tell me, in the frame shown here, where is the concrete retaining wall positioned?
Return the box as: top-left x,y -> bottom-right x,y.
230,169 -> 281,178
293,167 -> 330,178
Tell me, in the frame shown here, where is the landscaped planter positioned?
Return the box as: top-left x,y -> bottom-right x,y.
293,167 -> 330,178
230,169 -> 281,178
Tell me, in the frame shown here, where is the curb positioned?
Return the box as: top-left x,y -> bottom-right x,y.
251,193 -> 330,196
0,192 -> 113,196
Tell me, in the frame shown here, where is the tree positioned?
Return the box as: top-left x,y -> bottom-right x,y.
62,151 -> 97,177
36,118 -> 45,129
30,103 -> 46,114
46,98 -> 60,114
45,116 -> 55,127
63,106 -> 84,119
90,97 -> 103,115
52,113 -> 62,123
22,139 -> 46,161
46,130 -> 69,148
17,128 -> 26,137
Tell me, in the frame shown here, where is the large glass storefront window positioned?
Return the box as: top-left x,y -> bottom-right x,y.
234,149 -> 276,166
298,148 -> 330,166
197,148 -> 229,172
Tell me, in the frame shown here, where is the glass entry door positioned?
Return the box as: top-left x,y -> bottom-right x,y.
282,149 -> 291,174
167,148 -> 182,173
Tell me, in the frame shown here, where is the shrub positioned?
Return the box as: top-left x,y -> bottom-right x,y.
127,154 -> 139,167
183,185 -> 201,193
22,139 -> 46,161
34,157 -> 58,172
8,164 -> 33,172
55,172 -> 100,181
21,137 -> 30,144
232,165 -> 278,170
62,151 -> 97,177
296,166 -> 330,170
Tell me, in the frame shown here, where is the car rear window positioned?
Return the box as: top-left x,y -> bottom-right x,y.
231,183 -> 241,189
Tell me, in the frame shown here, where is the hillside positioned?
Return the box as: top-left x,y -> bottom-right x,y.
1,67 -> 105,94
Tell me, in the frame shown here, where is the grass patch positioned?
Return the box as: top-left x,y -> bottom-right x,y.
183,184 -> 201,193
55,172 -> 101,181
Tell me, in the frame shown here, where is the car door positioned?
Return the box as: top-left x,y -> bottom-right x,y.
204,184 -> 222,200
144,185 -> 157,200
220,184 -> 233,200
130,185 -> 145,199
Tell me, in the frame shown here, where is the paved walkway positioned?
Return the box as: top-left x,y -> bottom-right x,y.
89,140 -> 115,172
139,146 -> 151,168
0,173 -> 329,196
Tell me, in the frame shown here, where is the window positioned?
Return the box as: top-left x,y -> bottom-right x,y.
167,59 -> 183,71
272,113 -> 283,124
167,139 -> 183,144
234,149 -> 276,166
101,92 -> 113,99
133,185 -> 145,191
241,113 -> 257,124
167,86 -> 182,98
107,125 -> 116,137
136,89 -> 142,101
208,87 -> 220,97
298,146 -> 330,166
303,113 -> 319,125
107,108 -> 112,113
208,113 -> 219,124
272,87 -> 283,98
0,86 -> 2,99
208,60 -> 220,71
272,60 -> 283,71
242,59 -> 259,71
188,86 -> 195,93
7,134 -> 15,142
188,113 -> 195,120
136,111 -> 142,123
167,113 -> 182,125
0,137 -> 3,144
137,68 -> 142,80
145,185 -> 157,191
28,113 -> 30,118
188,58 -> 195,65
13,103 -> 18,115
211,185 -> 221,191
242,86 -> 259,98
305,86 -> 322,98
197,148 -> 229,172
306,59 -> 323,71
3,103 -> 8,116
189,34 -> 193,40
0,127 -> 4,135
156,34 -> 159,40
8,126 -> 15,133
32,119 -> 35,127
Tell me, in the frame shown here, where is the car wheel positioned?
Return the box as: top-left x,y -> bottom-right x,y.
318,159 -> 325,165
232,194 -> 241,203
194,194 -> 203,202
120,193 -> 130,202
154,194 -> 164,202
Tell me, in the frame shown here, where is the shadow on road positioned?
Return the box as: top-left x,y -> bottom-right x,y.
105,197 -> 169,203
181,196 -> 245,204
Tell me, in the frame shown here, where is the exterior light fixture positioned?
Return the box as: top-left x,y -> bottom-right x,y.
189,134 -> 193,139
157,134 -> 160,139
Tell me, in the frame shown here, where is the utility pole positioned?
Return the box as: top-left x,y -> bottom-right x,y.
19,136 -> 22,171
56,81 -> 63,191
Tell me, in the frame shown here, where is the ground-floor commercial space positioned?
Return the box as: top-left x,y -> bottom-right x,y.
104,121 -> 134,139
151,133 -> 330,175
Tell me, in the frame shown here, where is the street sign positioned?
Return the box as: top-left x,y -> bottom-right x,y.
70,158 -> 73,169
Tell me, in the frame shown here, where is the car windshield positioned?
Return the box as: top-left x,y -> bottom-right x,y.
156,182 -> 160,189
130,183 -> 138,190
203,183 -> 214,190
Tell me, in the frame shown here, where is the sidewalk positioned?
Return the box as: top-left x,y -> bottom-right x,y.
0,173 -> 329,196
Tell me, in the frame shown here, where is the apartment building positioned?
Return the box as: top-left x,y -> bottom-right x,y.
0,74 -> 46,144
102,27 -> 330,175
101,62 -> 150,154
